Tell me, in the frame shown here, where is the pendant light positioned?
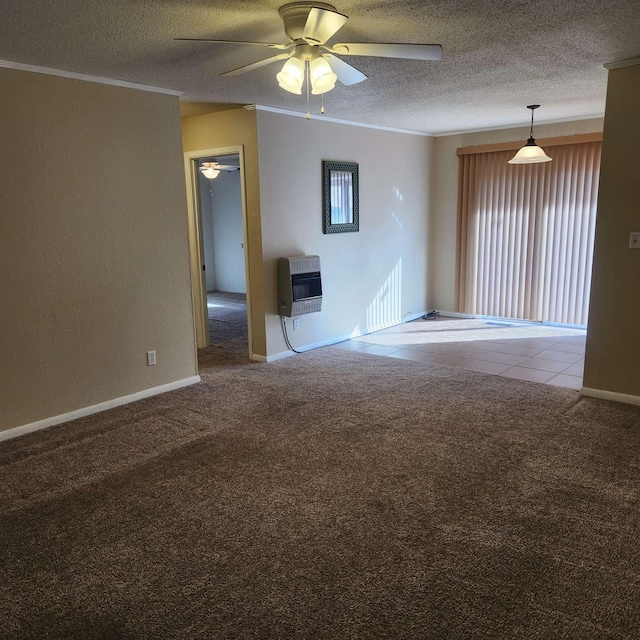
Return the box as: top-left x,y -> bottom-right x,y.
508,105 -> 552,164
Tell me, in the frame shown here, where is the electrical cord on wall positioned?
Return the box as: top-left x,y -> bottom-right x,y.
281,316 -> 303,354
281,316 -> 353,354
402,310 -> 440,322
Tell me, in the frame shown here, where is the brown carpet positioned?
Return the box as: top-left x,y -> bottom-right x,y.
203,291 -> 249,363
2,334 -> 640,638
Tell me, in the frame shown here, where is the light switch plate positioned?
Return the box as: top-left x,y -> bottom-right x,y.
630,232 -> 640,249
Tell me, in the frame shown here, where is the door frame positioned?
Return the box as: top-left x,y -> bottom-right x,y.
183,145 -> 253,354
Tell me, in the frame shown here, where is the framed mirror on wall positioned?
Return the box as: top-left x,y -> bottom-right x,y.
322,161 -> 359,234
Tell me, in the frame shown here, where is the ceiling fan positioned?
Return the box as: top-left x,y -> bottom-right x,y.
176,1 -> 443,97
199,161 -> 239,179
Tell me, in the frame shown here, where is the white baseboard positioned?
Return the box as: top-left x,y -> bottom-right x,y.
434,311 -> 586,330
265,350 -> 295,362
0,376 -> 201,443
436,310 -> 519,321
265,333 -> 355,362
266,312 -> 431,362
436,310 -> 476,318
580,387 -> 640,407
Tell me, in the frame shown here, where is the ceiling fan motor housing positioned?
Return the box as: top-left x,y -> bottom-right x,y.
279,2 -> 338,41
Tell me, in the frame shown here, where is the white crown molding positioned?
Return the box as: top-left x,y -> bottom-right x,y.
434,113 -> 605,137
604,57 -> 640,70
0,59 -> 183,96
252,105 -> 433,137
253,104 -> 603,138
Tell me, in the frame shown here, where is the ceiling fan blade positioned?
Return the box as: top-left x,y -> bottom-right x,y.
331,43 -> 443,61
175,38 -> 292,51
210,161 -> 240,171
303,6 -> 348,44
323,54 -> 367,86
220,52 -> 292,77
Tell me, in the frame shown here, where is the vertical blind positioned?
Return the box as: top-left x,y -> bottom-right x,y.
457,140 -> 601,325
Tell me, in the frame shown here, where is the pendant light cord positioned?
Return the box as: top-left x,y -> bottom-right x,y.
529,108 -> 535,138
526,104 -> 540,140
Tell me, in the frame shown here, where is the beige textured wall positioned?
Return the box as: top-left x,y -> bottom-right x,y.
0,68 -> 197,433
181,108 -> 266,357
429,118 -> 604,312
584,64 -> 640,397
255,110 -> 433,357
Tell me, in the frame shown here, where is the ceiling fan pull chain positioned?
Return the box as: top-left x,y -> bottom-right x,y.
321,92 -> 325,115
305,61 -> 311,120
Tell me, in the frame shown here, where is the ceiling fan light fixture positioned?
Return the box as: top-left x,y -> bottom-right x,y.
508,104 -> 552,165
277,56 -> 305,94
309,56 -> 337,94
200,163 -> 221,180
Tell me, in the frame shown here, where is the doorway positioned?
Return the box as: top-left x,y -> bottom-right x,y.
198,153 -> 248,357
184,146 -> 252,360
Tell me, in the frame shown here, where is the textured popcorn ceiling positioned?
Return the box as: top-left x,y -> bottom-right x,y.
1,0 -> 639,133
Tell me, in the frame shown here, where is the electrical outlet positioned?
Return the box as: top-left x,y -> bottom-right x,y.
630,232 -> 640,249
147,350 -> 156,366
293,318 -> 300,331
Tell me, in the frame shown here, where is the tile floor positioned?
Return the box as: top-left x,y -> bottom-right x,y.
332,317 -> 586,390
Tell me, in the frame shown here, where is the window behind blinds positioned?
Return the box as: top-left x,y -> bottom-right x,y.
456,140 -> 601,325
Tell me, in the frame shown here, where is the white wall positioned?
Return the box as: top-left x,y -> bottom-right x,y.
199,171 -> 217,291
200,166 -> 245,294
256,110 -> 433,358
0,68 -> 197,434
584,63 -> 640,399
211,170 -> 246,293
429,118 -> 604,312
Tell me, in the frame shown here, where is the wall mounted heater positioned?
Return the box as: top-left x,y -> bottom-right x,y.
278,255 -> 322,317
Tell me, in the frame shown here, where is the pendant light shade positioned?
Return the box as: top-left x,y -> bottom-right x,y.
508,105 -> 552,165
309,56 -> 337,95
277,56 -> 305,94
508,137 -> 553,164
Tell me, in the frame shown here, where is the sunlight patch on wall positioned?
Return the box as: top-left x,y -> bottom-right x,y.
391,187 -> 404,228
391,211 -> 403,229
350,323 -> 362,338
365,258 -> 403,333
